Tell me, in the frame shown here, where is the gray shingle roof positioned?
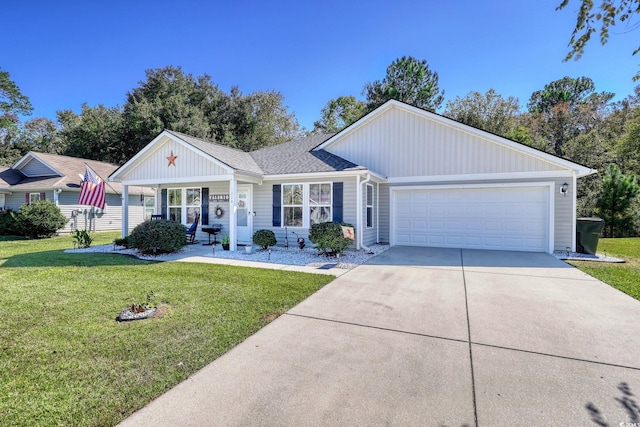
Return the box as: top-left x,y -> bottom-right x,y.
166,130 -> 263,175
0,153 -> 151,195
250,133 -> 364,175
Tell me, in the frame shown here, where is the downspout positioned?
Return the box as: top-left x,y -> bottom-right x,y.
359,173 -> 372,253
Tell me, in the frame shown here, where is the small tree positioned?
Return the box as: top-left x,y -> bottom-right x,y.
595,164 -> 640,237
17,200 -> 68,238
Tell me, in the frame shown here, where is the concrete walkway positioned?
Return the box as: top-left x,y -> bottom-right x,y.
119,246 -> 640,426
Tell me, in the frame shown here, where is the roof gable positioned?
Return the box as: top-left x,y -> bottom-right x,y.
110,130 -> 265,183
316,100 -> 594,178
13,152 -> 63,177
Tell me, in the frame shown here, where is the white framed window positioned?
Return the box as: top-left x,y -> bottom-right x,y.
144,196 -> 155,220
366,184 -> 374,228
168,188 -> 201,224
168,188 -> 182,222
309,183 -> 332,225
283,184 -> 303,227
282,183 -> 332,228
185,188 -> 201,224
29,193 -> 41,204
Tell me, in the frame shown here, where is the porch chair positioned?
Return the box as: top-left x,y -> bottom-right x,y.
185,213 -> 200,244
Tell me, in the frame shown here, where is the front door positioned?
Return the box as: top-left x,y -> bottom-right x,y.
236,185 -> 252,244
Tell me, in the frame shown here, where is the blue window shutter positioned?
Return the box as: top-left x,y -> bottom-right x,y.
161,189 -> 167,219
333,182 -> 343,223
272,184 -> 281,227
201,188 -> 209,225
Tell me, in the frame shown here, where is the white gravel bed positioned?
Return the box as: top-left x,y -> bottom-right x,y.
208,244 -> 389,269
66,243 -> 390,269
554,251 -> 625,263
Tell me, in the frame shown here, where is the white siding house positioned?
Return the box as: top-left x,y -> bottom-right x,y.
110,100 -> 594,253
0,152 -> 152,233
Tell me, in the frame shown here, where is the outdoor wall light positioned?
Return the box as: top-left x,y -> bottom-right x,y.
560,182 -> 569,196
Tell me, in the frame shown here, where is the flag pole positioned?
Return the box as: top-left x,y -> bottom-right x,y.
84,163 -> 121,197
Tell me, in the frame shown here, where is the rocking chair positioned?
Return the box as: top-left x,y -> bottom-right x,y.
185,213 -> 200,244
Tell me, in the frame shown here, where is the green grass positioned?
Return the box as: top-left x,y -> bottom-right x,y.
0,232 -> 333,426
569,237 -> 640,300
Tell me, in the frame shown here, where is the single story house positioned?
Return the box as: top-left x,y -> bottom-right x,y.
0,152 -> 153,233
109,100 -> 595,253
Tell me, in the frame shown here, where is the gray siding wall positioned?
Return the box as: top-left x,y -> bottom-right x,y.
4,191 -> 146,234
20,159 -> 56,177
379,184 -> 390,244
326,106 -> 566,178
252,177 -> 358,248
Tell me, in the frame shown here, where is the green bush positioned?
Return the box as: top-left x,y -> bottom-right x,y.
308,221 -> 355,256
128,219 -> 187,254
113,236 -> 130,248
253,229 -> 277,249
0,209 -> 21,236
17,200 -> 68,238
73,229 -> 93,248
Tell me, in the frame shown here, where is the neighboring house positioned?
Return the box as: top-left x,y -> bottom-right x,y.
109,100 -> 595,253
0,152 -> 153,233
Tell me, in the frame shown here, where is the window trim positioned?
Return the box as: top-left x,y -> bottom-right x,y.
167,187 -> 201,224
281,182 -> 333,228
366,183 -> 374,229
29,193 -> 41,204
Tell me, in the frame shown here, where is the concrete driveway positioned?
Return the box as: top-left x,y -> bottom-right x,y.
119,247 -> 640,426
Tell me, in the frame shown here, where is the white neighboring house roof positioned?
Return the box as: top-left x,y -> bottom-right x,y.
314,99 -> 597,178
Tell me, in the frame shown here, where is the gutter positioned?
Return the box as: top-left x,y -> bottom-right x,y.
358,172 -> 372,253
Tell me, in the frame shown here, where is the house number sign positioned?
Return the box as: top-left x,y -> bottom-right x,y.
209,194 -> 230,202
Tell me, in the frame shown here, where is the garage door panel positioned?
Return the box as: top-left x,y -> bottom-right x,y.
394,186 -> 549,252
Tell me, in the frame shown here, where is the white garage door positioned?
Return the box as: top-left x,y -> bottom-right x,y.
393,186 -> 550,252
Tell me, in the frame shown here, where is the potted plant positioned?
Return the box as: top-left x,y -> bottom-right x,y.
221,235 -> 230,251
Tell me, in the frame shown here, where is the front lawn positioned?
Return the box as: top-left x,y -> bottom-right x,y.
0,232 -> 332,426
569,237 -> 640,301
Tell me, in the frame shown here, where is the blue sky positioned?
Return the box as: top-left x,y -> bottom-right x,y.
3,0 -> 639,131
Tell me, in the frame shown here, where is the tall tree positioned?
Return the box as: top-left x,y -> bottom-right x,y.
58,104 -> 125,163
596,163 -> 640,237
363,56 -> 444,112
557,0 -> 640,80
14,118 -> 63,154
527,76 -> 614,156
0,68 -> 32,132
313,96 -> 367,133
443,89 -> 520,137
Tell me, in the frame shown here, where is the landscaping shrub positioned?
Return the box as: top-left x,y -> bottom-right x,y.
253,229 -> 277,249
73,229 -> 93,248
128,219 -> 187,254
0,209 -> 21,236
113,236 -> 130,248
308,221 -> 355,256
17,200 -> 68,238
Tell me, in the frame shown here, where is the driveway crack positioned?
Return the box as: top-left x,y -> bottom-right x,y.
461,249 -> 479,427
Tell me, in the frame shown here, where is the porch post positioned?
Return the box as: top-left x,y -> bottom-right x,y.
122,184 -> 129,237
229,177 -> 237,251
355,175 -> 361,250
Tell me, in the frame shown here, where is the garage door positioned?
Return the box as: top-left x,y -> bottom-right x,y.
393,186 -> 550,252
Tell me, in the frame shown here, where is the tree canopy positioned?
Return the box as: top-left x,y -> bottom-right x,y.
444,89 -> 520,137
558,0 -> 640,80
313,96 -> 367,133
363,56 -> 444,112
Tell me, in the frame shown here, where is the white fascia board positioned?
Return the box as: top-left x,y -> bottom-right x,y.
317,99 -> 595,177
0,189 -> 13,194
109,131 -> 235,181
262,169 -> 387,182
120,174 -> 236,186
387,170 -> 575,184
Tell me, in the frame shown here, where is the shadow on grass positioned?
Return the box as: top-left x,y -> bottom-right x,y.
0,249 -> 157,268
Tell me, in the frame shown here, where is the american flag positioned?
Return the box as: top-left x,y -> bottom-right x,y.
78,165 -> 106,209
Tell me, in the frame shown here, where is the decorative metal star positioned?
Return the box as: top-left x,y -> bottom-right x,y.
167,151 -> 178,167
